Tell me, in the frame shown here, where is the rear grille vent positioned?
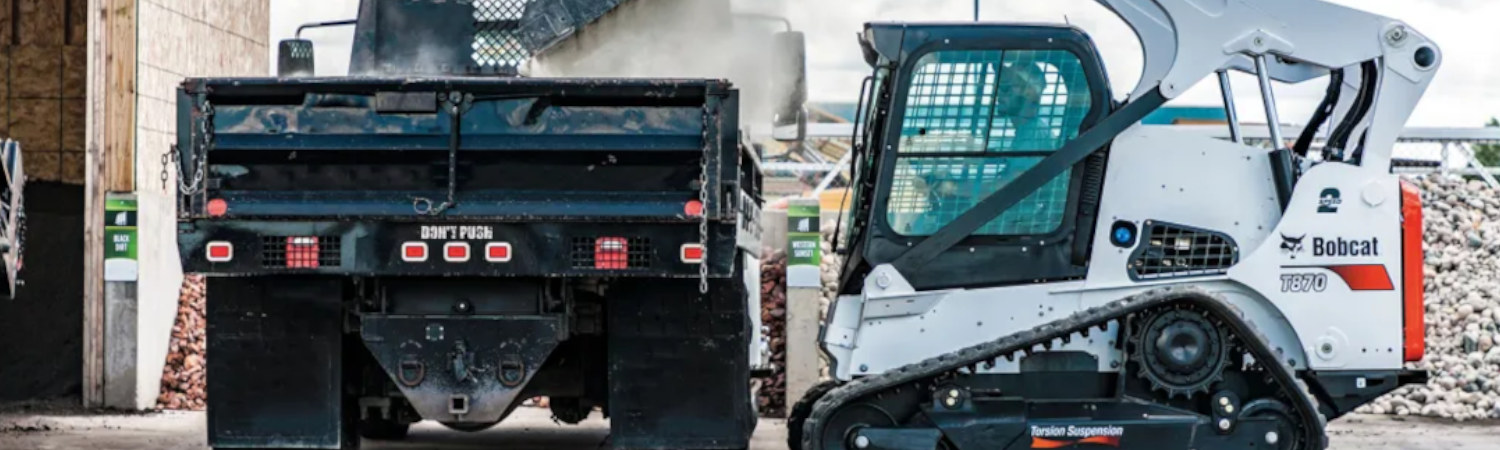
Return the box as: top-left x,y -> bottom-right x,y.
1129,222 -> 1237,280
570,237 -> 652,270
261,236 -> 341,269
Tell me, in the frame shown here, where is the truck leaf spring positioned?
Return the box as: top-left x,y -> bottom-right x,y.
798,286 -> 1327,450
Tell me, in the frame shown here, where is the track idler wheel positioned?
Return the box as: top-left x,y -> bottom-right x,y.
1242,399 -> 1308,450
819,403 -> 897,450
1131,307 -> 1231,398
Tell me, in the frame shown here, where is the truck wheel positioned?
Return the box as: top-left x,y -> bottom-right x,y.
550,397 -> 593,424
357,417 -> 410,441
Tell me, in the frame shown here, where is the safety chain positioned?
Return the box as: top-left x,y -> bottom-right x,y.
697,102 -> 712,294
163,100 -> 212,194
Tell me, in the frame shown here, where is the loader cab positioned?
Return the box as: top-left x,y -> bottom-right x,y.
840,23 -> 1114,292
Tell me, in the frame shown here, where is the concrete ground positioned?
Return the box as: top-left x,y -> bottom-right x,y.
2,404 -> 1499,449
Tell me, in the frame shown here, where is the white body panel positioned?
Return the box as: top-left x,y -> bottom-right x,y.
824,126 -> 1410,379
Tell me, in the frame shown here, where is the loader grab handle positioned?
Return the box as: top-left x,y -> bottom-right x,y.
891,89 -> 1167,273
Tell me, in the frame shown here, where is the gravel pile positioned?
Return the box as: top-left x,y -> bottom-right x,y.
1358,175 -> 1500,421
157,274 -> 206,411
755,249 -> 789,416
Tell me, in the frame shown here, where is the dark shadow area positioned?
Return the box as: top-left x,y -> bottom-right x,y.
0,181 -> 84,402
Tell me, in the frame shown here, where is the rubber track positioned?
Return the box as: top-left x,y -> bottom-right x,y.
798,286 -> 1326,450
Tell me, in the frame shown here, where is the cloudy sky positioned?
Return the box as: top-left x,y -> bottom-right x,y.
270,0 -> 1500,127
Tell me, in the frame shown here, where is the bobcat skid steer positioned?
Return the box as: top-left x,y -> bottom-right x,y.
791,0 -> 1438,449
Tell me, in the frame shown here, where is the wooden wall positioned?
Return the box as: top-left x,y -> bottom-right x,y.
1,0 -> 89,185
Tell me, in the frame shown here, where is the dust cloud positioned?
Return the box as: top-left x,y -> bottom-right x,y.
526,0 -> 800,127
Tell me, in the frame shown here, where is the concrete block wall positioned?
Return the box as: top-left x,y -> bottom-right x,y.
128,0 -> 269,410
1,0 -> 89,184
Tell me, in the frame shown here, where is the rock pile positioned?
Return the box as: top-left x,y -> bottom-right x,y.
1360,175 -> 1500,421
157,274 -> 207,411
755,248 -> 789,416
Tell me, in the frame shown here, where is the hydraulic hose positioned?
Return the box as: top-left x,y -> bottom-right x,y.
1327,61 -> 1379,161
1294,69 -> 1344,157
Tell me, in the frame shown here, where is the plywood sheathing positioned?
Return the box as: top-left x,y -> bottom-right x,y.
3,0 -> 85,184
62,151 -> 83,184
0,0 -> 12,47
12,45 -> 62,98
18,0 -> 64,46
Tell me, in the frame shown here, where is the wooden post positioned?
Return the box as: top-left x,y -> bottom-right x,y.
84,0 -> 136,407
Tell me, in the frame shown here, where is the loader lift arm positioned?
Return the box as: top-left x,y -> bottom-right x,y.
888,0 -> 1440,273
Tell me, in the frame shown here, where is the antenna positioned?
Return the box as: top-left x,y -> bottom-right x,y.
974,0 -> 980,21
1064,15 -> 1072,25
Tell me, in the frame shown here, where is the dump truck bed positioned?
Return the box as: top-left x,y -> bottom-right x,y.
175,77 -> 759,278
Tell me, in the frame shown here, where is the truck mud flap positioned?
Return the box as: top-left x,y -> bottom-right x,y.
358,315 -> 560,424
607,273 -> 754,449
206,277 -> 353,449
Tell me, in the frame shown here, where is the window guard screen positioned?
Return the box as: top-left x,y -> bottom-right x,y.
886,49 -> 1092,237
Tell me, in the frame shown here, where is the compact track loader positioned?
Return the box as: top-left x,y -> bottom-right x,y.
792,1 -> 1438,449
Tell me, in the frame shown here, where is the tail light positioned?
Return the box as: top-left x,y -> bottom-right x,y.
595,237 -> 628,269
444,242 -> 471,262
207,198 -> 229,217
681,243 -> 705,264
285,237 -> 320,268
206,241 -> 234,262
486,242 -> 512,262
1400,180 -> 1425,362
402,242 -> 428,262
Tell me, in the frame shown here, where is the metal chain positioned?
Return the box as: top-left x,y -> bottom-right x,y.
697,102 -> 711,294
167,100 -> 212,195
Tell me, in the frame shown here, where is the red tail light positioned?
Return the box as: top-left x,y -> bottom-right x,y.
286,237 -> 320,268
402,242 -> 428,262
595,237 -> 628,269
207,198 -> 229,217
684,200 -> 704,217
444,242 -> 470,262
1400,180 -> 1425,362
206,241 -> 233,262
680,243 -> 705,264
486,242 -> 512,262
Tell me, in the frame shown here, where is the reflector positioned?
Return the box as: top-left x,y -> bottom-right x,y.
444,242 -> 470,262
402,242 -> 428,262
206,241 -> 233,262
681,243 -> 705,263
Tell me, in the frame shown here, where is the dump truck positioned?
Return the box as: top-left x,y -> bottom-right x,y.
174,0 -> 794,448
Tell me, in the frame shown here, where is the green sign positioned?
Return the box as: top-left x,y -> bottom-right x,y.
104,195 -> 139,282
105,197 -> 138,260
787,201 -> 821,267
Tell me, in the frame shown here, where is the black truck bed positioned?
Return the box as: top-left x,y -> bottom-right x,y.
175,77 -> 758,278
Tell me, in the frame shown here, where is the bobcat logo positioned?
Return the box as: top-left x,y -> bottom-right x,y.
1281,234 -> 1306,258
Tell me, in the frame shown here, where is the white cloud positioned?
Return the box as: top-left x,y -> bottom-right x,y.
270,0 -> 1498,127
